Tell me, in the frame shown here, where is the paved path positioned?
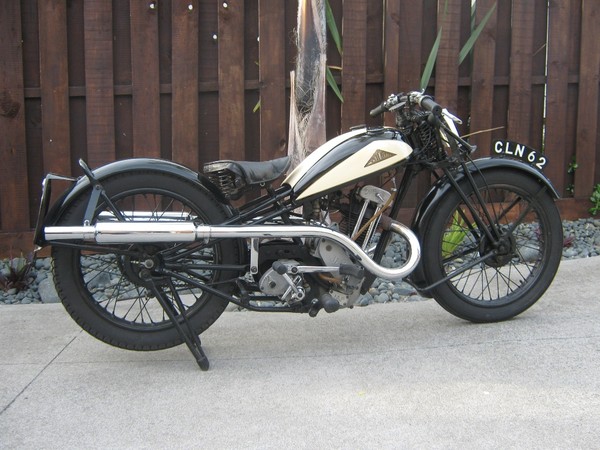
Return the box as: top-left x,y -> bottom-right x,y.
1,257 -> 599,449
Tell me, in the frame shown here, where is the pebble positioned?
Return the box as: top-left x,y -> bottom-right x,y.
375,293 -> 390,303
38,277 -> 60,304
1,219 -> 600,306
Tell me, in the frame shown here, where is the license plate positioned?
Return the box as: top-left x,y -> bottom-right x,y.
492,140 -> 547,171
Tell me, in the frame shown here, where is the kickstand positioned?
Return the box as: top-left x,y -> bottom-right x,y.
144,275 -> 210,371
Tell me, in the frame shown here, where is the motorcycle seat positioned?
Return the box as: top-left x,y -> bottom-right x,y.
204,156 -> 290,185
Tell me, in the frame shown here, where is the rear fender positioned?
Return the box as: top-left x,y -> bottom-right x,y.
407,157 -> 559,294
36,159 -> 229,245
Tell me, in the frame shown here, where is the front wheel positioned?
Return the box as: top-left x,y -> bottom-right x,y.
421,170 -> 562,322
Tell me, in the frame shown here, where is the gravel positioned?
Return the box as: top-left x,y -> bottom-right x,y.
1,218 -> 599,305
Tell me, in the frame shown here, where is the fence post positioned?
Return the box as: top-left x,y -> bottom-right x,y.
0,0 -> 30,232
574,0 -> 600,198
218,1 -> 245,161
84,0 -> 116,169
258,1 -> 287,161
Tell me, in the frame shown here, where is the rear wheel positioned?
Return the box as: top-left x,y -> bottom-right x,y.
421,170 -> 562,322
52,171 -> 242,350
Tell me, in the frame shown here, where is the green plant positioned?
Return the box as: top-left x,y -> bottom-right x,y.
566,184 -> 574,196
325,0 -> 343,102
567,156 -> 578,173
590,184 -> 600,216
565,156 -> 577,197
0,252 -> 35,293
421,1 -> 497,90
442,211 -> 471,257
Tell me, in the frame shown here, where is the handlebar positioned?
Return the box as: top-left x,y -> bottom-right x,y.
369,102 -> 388,117
369,91 -> 443,117
417,95 -> 442,115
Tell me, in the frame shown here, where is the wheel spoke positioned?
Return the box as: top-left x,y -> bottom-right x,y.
439,182 -> 550,305
73,190 -> 223,328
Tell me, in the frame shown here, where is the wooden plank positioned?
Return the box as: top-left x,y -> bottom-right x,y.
469,0 -> 497,156
218,1 -> 245,161
487,0 -> 511,145
383,0 -> 400,127
258,0 -> 287,161
365,0 -> 383,78
365,0 -> 384,126
397,1 -> 423,92
544,0 -> 570,195
528,0 -> 548,153
84,0 -> 116,168
160,92 -> 172,160
421,0 -> 439,71
245,1 -> 260,84
434,0 -> 461,112
21,0 -> 40,90
158,0 -> 172,85
171,0 -> 199,169
397,2 -> 429,209
574,0 -> 600,197
285,2 -> 298,77
130,0 -> 160,158
507,0 -> 535,145
21,0 -> 43,225
0,0 -> 30,231
38,0 -> 71,176
0,232 -> 41,258
25,99 -> 43,225
564,0 -> 581,194
556,197 -> 598,220
66,0 -> 85,86
341,0 -> 367,131
114,96 -> 133,160
493,0 -> 511,79
196,2 -> 219,165
112,1 -> 131,86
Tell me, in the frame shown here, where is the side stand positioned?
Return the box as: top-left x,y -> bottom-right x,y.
144,275 -> 210,371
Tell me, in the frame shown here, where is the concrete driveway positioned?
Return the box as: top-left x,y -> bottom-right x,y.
1,257 -> 599,449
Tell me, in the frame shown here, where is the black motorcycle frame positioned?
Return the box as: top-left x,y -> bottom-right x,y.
34,92 -> 560,370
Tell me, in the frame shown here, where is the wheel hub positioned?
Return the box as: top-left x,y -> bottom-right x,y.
118,249 -> 166,288
480,232 -> 516,268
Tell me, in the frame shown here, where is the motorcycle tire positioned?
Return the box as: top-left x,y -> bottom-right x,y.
52,171 -> 242,350
421,169 -> 562,323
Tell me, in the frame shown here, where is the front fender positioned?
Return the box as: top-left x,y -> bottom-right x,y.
412,157 -> 559,231
36,158 -> 228,245
407,157 -> 559,295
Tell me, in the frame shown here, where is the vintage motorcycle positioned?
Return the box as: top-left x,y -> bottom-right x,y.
34,91 -> 563,370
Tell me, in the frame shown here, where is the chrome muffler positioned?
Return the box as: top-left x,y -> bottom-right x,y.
44,219 -> 421,281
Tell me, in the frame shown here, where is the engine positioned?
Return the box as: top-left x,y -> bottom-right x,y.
255,185 -> 394,310
338,185 -> 392,249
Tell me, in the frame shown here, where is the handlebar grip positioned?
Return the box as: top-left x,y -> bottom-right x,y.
369,103 -> 387,117
419,96 -> 442,115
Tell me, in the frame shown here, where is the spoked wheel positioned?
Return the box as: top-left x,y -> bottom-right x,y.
422,170 -> 562,322
52,171 -> 242,350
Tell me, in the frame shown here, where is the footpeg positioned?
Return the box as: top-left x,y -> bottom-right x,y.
320,293 -> 340,313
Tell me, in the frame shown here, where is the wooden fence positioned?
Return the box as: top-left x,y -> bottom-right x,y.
1,0 -> 599,256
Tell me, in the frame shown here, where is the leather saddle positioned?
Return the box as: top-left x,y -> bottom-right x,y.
203,156 -> 290,200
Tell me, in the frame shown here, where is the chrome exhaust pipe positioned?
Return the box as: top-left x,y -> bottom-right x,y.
44,219 -> 421,281
44,222 -> 198,243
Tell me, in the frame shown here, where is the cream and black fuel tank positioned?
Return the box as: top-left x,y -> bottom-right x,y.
283,127 -> 412,201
